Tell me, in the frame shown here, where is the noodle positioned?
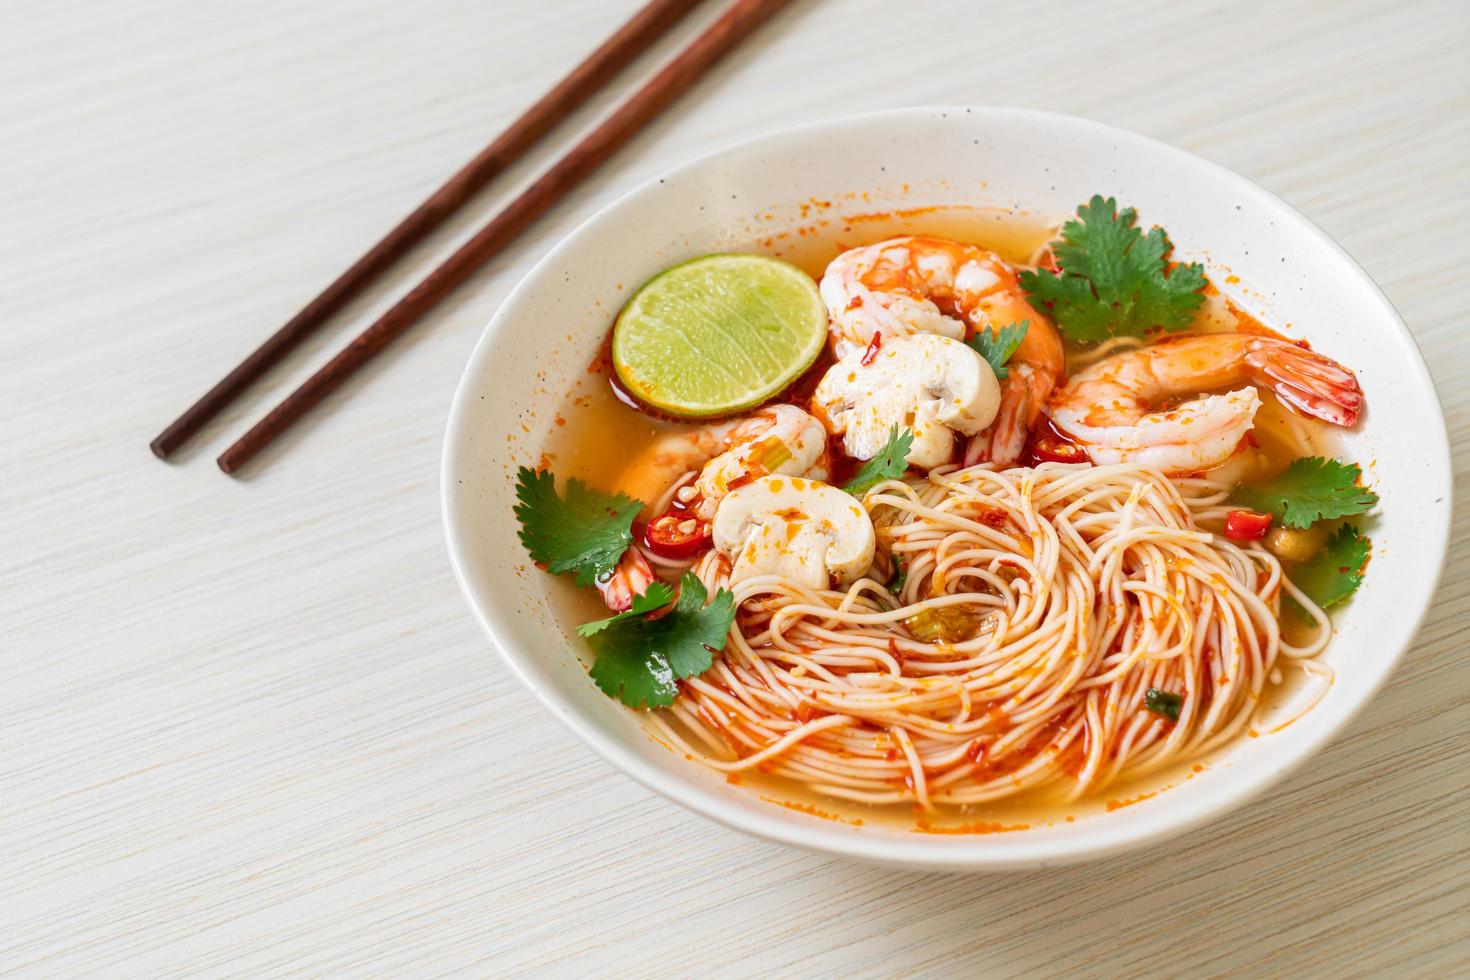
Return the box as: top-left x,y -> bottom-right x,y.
650,461 -> 1333,809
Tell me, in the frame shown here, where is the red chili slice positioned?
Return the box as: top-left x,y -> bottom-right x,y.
860,331 -> 882,366
1023,420 -> 1090,465
1225,510 -> 1273,540
644,512 -> 712,558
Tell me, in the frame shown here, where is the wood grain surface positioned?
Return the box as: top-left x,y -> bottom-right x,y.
3,0 -> 1467,975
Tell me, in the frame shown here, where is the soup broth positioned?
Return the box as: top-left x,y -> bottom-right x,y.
539,205 -> 1341,831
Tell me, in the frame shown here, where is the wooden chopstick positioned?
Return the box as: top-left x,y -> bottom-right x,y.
150,0 -> 705,461
217,0 -> 791,475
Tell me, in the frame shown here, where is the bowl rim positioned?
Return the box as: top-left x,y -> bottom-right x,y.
441,106 -> 1453,870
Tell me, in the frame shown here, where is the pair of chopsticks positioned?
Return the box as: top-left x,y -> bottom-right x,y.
152,0 -> 792,474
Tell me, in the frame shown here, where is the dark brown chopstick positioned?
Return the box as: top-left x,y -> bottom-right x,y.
150,0 -> 704,461
217,0 -> 792,475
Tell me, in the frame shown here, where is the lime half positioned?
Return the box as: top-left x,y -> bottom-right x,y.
612,254 -> 828,417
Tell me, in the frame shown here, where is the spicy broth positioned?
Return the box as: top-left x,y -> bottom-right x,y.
541,205 -> 1331,831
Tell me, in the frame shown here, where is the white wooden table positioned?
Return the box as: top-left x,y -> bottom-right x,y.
5,0 -> 1467,974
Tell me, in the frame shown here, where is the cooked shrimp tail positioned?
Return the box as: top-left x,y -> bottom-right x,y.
1244,341 -> 1363,426
597,548 -> 657,612
964,360 -> 1047,466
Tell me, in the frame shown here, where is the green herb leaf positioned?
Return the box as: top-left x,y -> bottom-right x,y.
844,425 -> 913,497
1232,457 -> 1378,530
1144,687 -> 1183,721
966,320 -> 1029,380
886,553 -> 908,596
1290,524 -> 1371,608
513,466 -> 643,587
1018,195 -> 1207,342
576,581 -> 675,637
581,572 -> 736,708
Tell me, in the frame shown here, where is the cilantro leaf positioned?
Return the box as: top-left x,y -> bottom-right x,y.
581,572 -> 736,708
967,320 -> 1028,380
1232,457 -> 1378,529
1290,524 -> 1371,608
513,466 -> 642,587
886,553 -> 908,595
576,581 -> 675,637
1018,195 -> 1207,342
844,426 -> 913,497
1144,687 -> 1183,721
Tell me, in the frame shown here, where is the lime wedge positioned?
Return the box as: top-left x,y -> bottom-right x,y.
612,254 -> 828,418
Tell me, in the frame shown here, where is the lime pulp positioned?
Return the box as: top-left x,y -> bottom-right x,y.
611,254 -> 828,418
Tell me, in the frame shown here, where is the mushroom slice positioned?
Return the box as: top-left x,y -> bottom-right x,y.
712,476 -> 876,589
813,333 -> 1001,470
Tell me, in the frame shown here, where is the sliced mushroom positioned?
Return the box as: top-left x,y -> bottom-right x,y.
712,475 -> 876,589
812,333 -> 1001,470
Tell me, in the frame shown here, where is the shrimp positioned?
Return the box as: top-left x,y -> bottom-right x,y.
1046,333 -> 1364,474
596,549 -> 657,613
963,319 -> 1067,466
820,237 -> 1064,465
600,404 -> 830,611
617,404 -> 830,517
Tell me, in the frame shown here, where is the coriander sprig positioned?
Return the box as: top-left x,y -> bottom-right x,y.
1019,195 -> 1207,342
513,466 -> 643,587
967,321 -> 1028,380
843,426 -> 913,497
1289,524 -> 1371,609
581,573 -> 736,708
1231,456 -> 1378,529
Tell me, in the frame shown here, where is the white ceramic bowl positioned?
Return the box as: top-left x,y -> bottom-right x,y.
442,108 -> 1451,870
